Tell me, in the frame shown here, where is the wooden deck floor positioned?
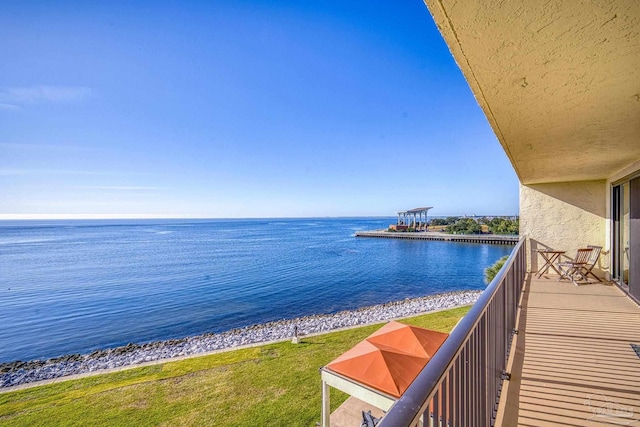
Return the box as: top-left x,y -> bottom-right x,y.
498,274 -> 640,426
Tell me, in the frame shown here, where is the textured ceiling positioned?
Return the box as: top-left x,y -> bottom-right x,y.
424,0 -> 640,184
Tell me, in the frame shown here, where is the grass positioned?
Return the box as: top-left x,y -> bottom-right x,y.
0,306 -> 470,427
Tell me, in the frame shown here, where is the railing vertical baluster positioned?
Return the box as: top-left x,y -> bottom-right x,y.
509,270 -> 513,319
456,354 -> 462,426
501,283 -> 506,365
464,342 -> 470,426
450,354 -> 457,427
476,326 -> 482,425
479,325 -> 484,425
464,338 -> 469,427
510,267 -> 516,328
441,373 -> 448,427
433,388 -> 439,427
470,337 -> 475,425
489,298 -> 496,421
496,298 -> 501,420
482,314 -> 488,426
487,304 -> 492,424
469,328 -> 480,425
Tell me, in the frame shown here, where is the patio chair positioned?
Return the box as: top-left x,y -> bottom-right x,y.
361,410 -> 380,427
583,245 -> 603,282
557,248 -> 593,284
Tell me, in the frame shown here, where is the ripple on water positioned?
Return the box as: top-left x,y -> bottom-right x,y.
0,218 -> 513,362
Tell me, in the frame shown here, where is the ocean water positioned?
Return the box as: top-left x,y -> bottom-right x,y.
0,218 -> 513,362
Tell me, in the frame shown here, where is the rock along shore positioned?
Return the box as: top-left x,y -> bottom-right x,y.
0,290 -> 480,389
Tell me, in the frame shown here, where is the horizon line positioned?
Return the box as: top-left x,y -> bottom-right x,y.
0,213 -> 519,221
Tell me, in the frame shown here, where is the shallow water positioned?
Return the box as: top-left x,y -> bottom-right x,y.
0,218 -> 512,362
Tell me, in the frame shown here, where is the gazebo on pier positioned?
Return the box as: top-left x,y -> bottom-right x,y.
393,207 -> 432,231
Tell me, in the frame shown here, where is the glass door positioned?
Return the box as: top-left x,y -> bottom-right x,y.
613,177 -> 640,300
613,184 -> 622,286
630,177 -> 640,300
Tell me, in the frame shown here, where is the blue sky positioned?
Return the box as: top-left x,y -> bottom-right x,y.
0,1 -> 519,219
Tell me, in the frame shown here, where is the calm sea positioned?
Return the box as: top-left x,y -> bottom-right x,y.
0,218 -> 513,362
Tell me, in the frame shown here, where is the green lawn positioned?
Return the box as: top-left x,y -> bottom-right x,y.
0,306 -> 470,427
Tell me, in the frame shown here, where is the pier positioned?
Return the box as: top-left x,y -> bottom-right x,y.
354,230 -> 518,245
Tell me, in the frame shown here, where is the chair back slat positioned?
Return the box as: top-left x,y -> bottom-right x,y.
586,245 -> 602,266
574,248 -> 593,264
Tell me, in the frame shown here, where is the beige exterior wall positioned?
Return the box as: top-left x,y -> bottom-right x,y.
520,181 -> 607,274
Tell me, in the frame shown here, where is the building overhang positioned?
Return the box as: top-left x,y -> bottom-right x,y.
424,0 -> 640,184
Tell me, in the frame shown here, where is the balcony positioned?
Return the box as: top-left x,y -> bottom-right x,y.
497,274 -> 640,426
378,241 -> 640,427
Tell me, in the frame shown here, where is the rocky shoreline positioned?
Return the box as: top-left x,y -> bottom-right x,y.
0,290 -> 480,389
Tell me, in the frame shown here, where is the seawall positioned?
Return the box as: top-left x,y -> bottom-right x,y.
355,230 -> 518,245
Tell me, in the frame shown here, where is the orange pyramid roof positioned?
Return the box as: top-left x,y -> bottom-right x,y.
326,321 -> 449,398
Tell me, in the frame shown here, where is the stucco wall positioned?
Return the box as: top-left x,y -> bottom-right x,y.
520,181 -> 607,274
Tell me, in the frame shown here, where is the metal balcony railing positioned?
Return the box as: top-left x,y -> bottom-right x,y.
378,238 -> 526,427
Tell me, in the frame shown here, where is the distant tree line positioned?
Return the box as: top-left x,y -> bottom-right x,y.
429,217 -> 462,226
446,218 -> 482,234
428,216 -> 519,235
483,217 -> 519,234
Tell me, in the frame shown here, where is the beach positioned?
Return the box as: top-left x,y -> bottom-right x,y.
0,290 -> 479,389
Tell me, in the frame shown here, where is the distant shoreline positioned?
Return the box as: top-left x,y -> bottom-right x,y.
0,215 -> 518,221
0,215 -> 398,222
0,290 -> 480,391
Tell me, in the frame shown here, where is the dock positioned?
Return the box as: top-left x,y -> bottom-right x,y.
354,230 -> 518,245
